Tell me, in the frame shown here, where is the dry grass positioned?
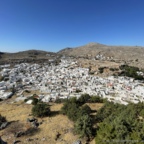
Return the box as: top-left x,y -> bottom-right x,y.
0,102 -> 103,144
86,103 -> 103,112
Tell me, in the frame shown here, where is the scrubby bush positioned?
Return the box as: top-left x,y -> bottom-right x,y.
95,102 -> 124,122
61,97 -> 92,122
55,98 -> 67,103
119,65 -> 144,80
89,96 -> 103,103
75,89 -> 82,93
32,98 -> 38,105
77,94 -> 90,105
61,96 -> 95,139
61,101 -> 80,121
74,114 -> 93,138
80,104 -> 91,115
32,103 -> 50,117
95,102 -> 144,144
98,67 -> 104,73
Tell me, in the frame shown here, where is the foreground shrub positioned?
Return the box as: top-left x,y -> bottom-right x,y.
55,98 -> 67,103
32,98 -> 39,105
77,94 -> 90,105
61,102 -> 80,121
80,104 -> 91,115
61,98 -> 92,122
74,114 -> 93,138
95,102 -> 144,144
89,96 -> 103,103
61,97 -> 94,139
32,103 -> 50,117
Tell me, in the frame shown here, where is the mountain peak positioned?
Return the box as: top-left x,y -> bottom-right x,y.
85,42 -> 104,46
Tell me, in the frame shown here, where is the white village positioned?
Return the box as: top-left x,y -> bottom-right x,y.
0,58 -> 144,105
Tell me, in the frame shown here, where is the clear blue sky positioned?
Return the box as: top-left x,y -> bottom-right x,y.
0,0 -> 144,52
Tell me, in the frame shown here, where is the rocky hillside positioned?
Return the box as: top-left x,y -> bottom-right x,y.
1,43 -> 144,68
58,42 -> 144,68
0,50 -> 57,65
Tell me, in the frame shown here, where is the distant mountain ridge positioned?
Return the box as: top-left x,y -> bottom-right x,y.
58,47 -> 73,55
58,42 -> 144,59
0,49 -> 56,65
58,42 -> 144,68
1,42 -> 144,68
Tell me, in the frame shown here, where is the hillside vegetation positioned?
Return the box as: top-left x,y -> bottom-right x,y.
95,102 -> 144,144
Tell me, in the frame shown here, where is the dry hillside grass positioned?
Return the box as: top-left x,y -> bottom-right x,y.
58,43 -> 144,69
0,50 -> 57,65
0,101 -> 103,144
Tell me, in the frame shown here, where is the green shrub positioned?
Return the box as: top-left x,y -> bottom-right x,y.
80,104 -> 91,115
32,103 -> 50,117
61,98 -> 92,122
89,96 -> 103,103
75,89 -> 82,93
95,102 -> 125,122
77,94 -> 90,105
32,98 -> 39,105
55,98 -> 68,103
98,67 -> 105,73
69,97 -> 78,103
74,114 -> 93,138
61,97 -> 93,139
61,101 -> 80,121
119,65 -> 144,80
95,102 -> 144,143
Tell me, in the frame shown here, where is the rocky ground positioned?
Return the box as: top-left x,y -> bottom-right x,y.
0,96 -> 103,144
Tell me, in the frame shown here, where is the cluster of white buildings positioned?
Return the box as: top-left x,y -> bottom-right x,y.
0,59 -> 144,105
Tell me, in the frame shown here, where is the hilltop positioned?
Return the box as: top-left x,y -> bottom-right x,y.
58,42 -> 144,68
0,49 -> 144,143
0,50 -> 57,65
1,43 -> 144,67
1,42 -> 144,71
